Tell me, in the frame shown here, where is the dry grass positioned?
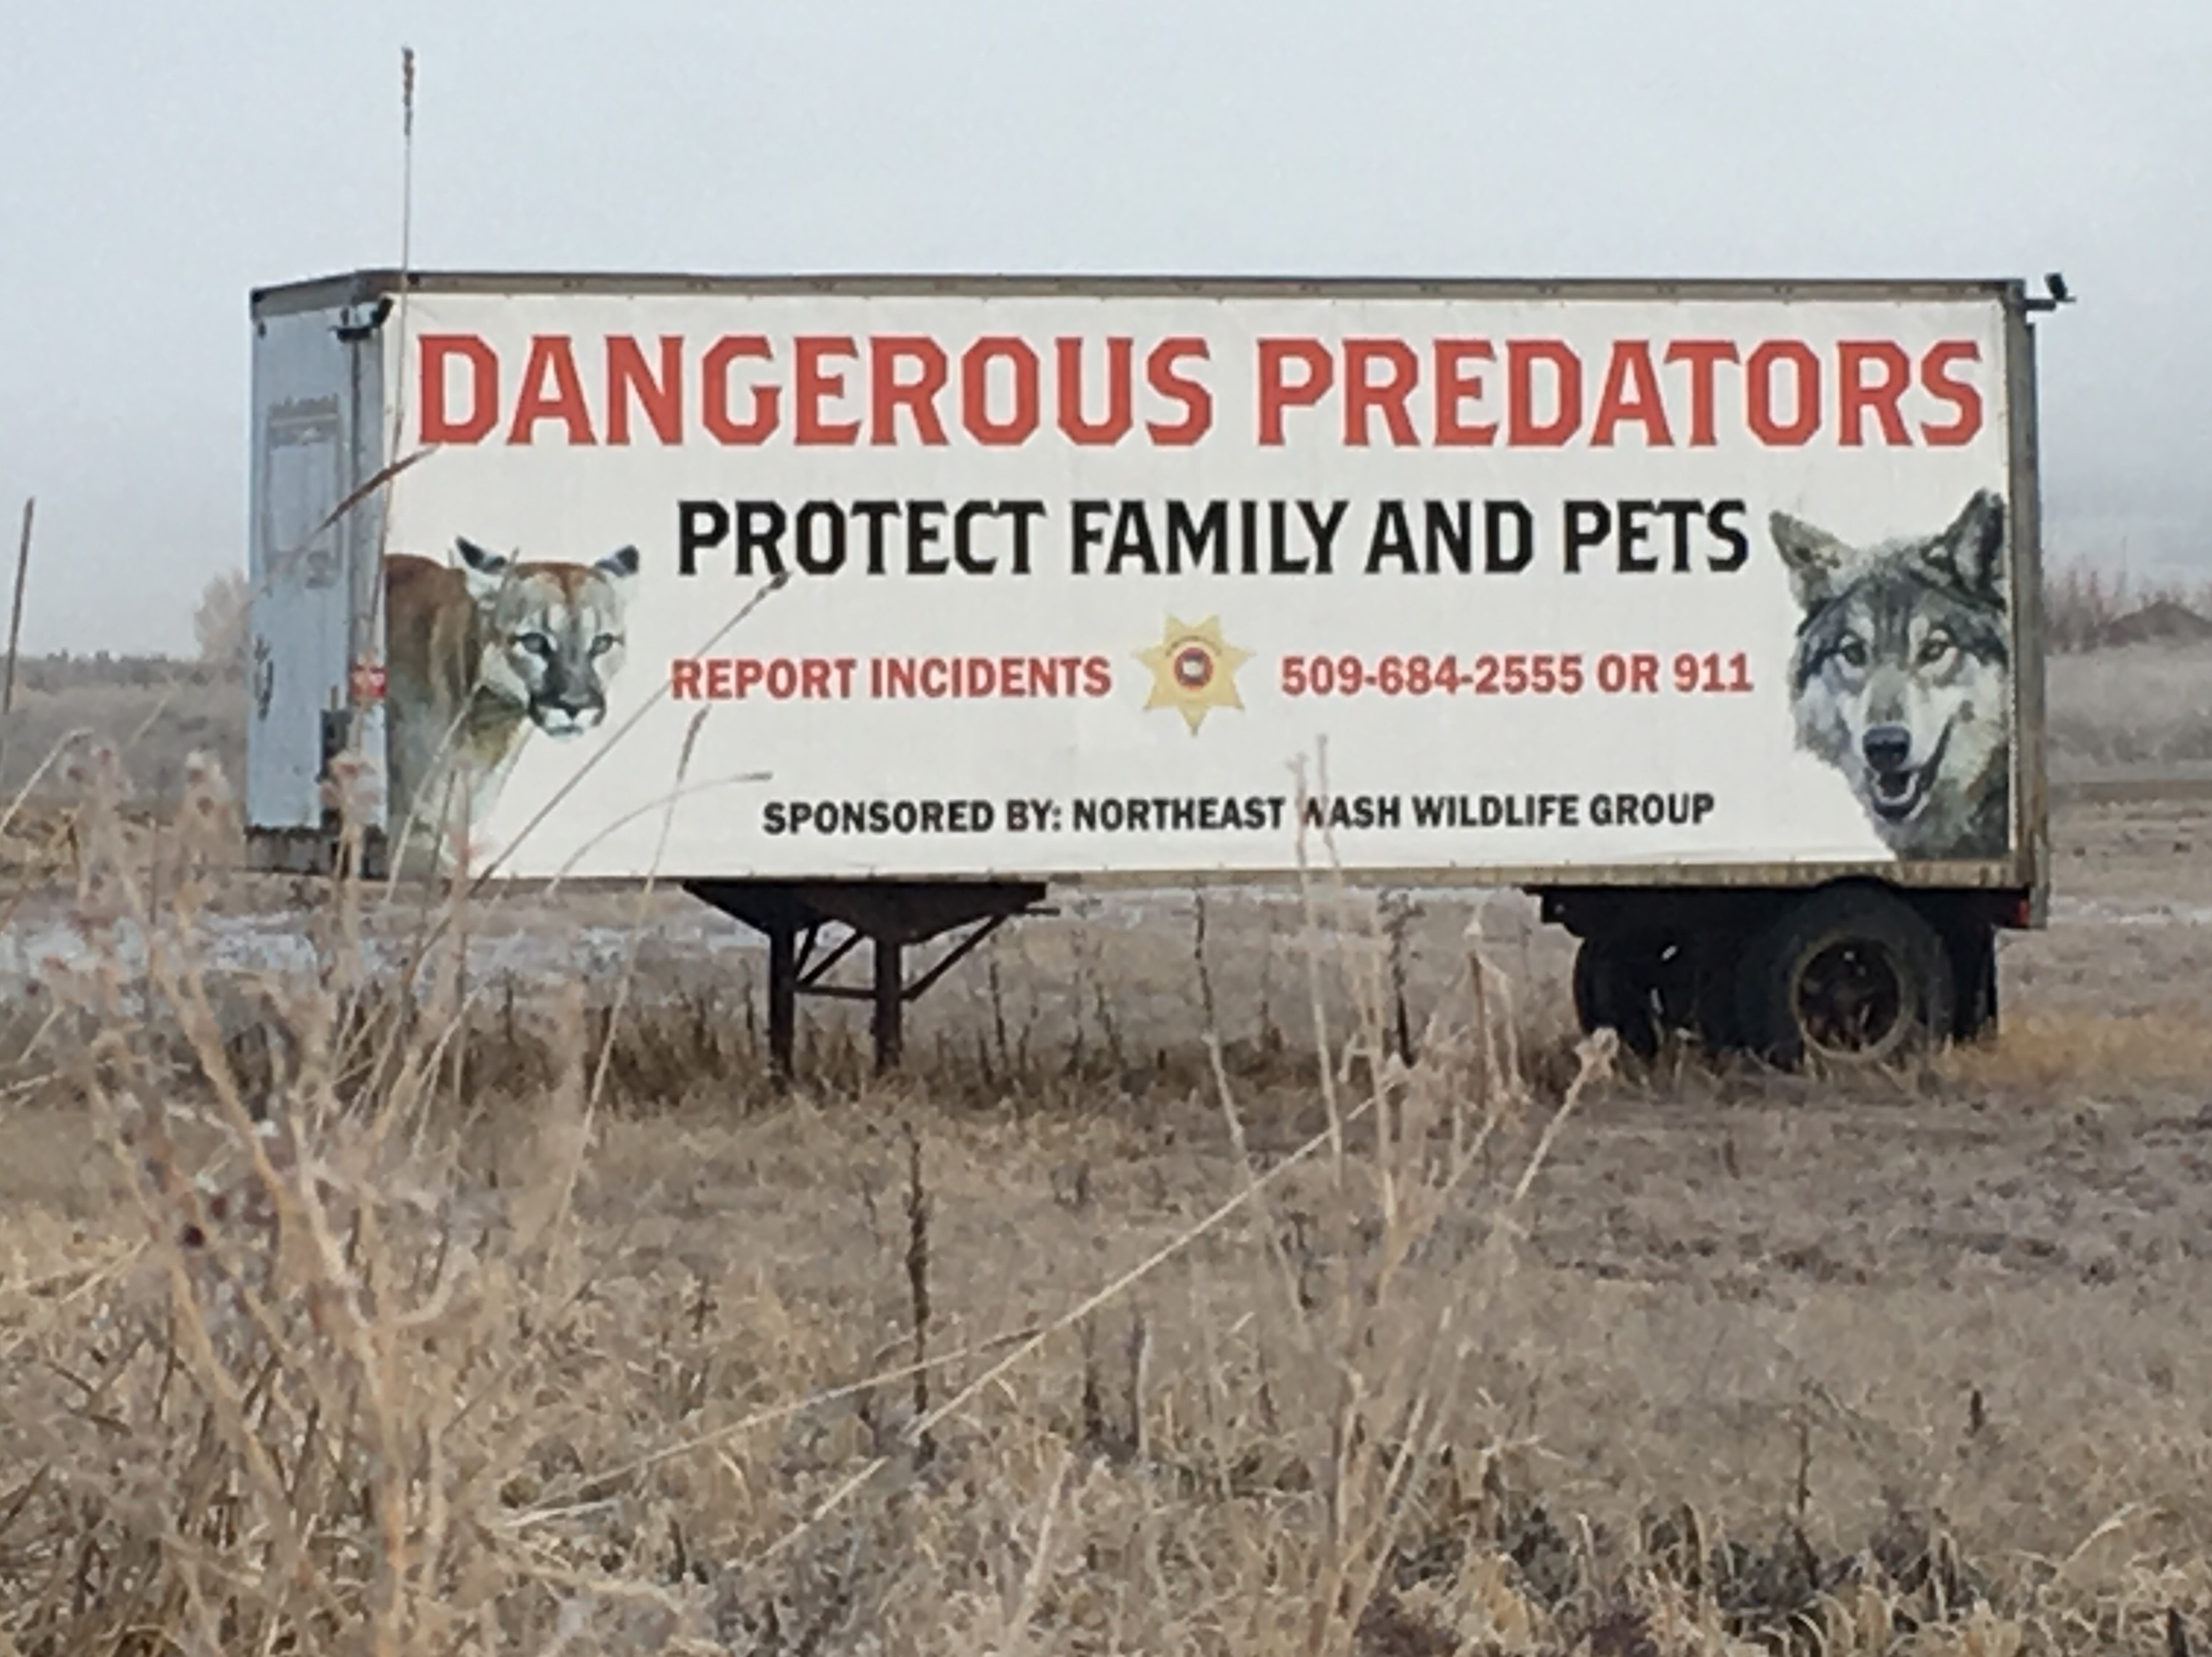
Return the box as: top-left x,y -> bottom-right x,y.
1,745 -> 2211,1655
0,655 -> 244,803
1932,1007 -> 2212,1091
0,616 -> 2208,1654
1,744 -> 1607,1653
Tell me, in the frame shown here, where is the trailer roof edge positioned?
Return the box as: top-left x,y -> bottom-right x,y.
250,269 -> 2032,316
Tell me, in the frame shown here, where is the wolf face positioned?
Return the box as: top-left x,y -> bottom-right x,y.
1771,490 -> 2011,860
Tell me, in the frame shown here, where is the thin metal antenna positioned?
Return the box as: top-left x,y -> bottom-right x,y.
400,46 -> 417,278
364,47 -> 419,714
387,46 -> 418,468
384,44 -> 419,552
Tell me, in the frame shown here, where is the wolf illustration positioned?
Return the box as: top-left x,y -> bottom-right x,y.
1770,489 -> 2011,861
382,536 -> 639,874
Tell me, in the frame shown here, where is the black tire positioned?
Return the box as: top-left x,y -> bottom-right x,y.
1572,935 -> 1662,1061
1662,932 -> 1744,1055
1735,885 -> 1955,1071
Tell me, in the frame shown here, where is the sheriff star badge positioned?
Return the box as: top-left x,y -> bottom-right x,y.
1136,615 -> 1254,735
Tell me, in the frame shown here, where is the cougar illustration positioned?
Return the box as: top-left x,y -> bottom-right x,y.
382,536 -> 639,874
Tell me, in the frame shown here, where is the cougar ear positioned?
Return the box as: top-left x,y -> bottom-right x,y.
595,544 -> 641,583
454,537 -> 512,603
1769,510 -> 1854,610
1922,488 -> 2008,603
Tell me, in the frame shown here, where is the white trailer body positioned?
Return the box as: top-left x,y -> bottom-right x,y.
244,272 -> 2053,1067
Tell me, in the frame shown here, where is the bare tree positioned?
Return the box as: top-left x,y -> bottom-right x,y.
193,568 -> 251,675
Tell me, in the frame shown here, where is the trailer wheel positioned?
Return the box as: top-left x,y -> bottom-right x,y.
1682,933 -> 1746,1055
1572,935 -> 1662,1061
1735,885 -> 1953,1070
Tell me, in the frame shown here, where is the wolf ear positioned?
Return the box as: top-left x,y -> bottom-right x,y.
1769,510 -> 1854,610
1923,488 -> 2007,602
454,536 -> 512,603
595,544 -> 640,583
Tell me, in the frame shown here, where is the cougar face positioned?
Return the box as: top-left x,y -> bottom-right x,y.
456,537 -> 640,738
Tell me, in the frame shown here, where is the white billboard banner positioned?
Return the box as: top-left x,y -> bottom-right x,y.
371,289 -> 2016,883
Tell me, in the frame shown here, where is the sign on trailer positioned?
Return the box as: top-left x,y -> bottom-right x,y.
248,276 -> 2035,890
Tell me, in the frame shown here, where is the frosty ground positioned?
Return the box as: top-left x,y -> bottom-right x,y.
2,644 -> 2211,1653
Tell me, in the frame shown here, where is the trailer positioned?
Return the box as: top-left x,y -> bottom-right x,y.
243,270 -> 2055,1072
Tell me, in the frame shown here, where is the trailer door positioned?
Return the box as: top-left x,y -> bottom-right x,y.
245,300 -> 385,842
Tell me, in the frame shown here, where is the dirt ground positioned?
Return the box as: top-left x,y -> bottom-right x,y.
655,784 -> 2212,1546
7,662 -> 2212,1651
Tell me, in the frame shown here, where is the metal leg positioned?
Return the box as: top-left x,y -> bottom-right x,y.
768,925 -> 798,1079
873,937 -> 904,1074
685,881 -> 1048,1087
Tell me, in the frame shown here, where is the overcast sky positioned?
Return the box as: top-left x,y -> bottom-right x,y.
2,0 -> 2206,656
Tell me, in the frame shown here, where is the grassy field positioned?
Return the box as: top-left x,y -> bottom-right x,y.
2047,645 -> 2212,775
1,637 -> 2211,1654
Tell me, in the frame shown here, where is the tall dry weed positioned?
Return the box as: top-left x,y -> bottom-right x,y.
4,748 -> 2205,1654
7,746 -> 650,1649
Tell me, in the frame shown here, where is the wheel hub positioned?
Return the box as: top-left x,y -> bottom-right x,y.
1793,939 -> 1907,1059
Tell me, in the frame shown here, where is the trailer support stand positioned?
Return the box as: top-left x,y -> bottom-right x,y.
873,940 -> 904,1074
767,924 -> 799,1079
687,881 -> 1049,1081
